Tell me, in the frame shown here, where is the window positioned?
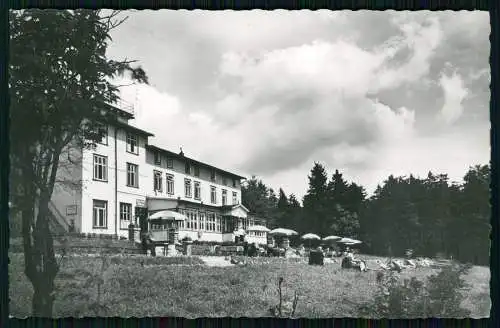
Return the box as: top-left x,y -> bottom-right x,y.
166,174 -> 174,194
120,203 -> 132,221
207,212 -> 216,231
185,210 -> 197,230
222,189 -> 227,205
232,192 -> 238,205
167,157 -> 173,169
223,217 -> 230,233
93,154 -> 108,182
194,165 -> 200,177
96,123 -> 108,145
178,209 -> 185,229
126,163 -> 139,187
93,200 -> 107,228
210,186 -> 217,204
233,179 -> 237,188
210,169 -> 216,182
216,214 -> 222,232
199,212 -> 206,231
194,181 -> 201,200
119,202 -> 132,229
126,133 -> 138,154
153,170 -> 163,192
185,210 -> 192,229
185,162 -> 191,174
222,178 -> 227,186
154,152 -> 161,165
185,179 -> 192,198
193,211 -> 198,230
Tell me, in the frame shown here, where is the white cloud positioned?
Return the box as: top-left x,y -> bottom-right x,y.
375,16 -> 443,91
437,71 -> 469,125
109,11 -> 489,201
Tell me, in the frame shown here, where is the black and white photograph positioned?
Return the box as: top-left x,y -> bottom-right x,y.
8,9 -> 490,318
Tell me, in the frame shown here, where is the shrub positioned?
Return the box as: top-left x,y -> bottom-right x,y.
359,270 -> 427,318
359,264 -> 472,318
425,264 -> 472,317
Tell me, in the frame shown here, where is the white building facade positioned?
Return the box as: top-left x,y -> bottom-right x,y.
49,103 -> 268,245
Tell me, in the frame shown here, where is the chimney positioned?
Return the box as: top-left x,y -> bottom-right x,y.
179,147 -> 184,157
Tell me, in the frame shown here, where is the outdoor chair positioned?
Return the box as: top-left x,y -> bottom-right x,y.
308,249 -> 324,265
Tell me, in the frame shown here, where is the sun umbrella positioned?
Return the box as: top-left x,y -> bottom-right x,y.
269,228 -> 298,249
339,238 -> 362,244
323,235 -> 342,242
247,225 -> 271,232
301,233 -> 321,240
148,210 -> 187,221
269,228 -> 298,236
301,233 -> 321,248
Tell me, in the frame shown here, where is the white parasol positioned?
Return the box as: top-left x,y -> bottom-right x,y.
269,228 -> 298,236
339,237 -> 362,245
301,233 -> 321,240
301,233 -> 321,248
323,235 -> 343,242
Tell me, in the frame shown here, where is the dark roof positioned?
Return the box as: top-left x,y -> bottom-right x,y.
221,204 -> 250,212
146,144 -> 246,180
102,102 -> 135,119
114,121 -> 154,137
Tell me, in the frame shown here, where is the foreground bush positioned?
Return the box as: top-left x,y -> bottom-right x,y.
359,264 -> 472,318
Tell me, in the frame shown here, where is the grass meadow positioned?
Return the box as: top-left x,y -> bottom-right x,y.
9,252 -> 490,318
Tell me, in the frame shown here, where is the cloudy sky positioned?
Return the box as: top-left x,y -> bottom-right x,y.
106,10 -> 490,200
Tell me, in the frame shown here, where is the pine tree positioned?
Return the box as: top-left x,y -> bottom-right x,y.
277,188 -> 288,210
302,163 -> 330,234
327,169 -> 362,238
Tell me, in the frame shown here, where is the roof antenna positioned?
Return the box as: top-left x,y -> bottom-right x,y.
179,147 -> 184,156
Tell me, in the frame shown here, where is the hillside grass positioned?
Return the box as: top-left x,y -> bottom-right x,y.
9,252 -> 490,318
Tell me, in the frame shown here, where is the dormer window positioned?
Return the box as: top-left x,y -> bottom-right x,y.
210,169 -> 216,182
194,165 -> 200,177
154,151 -> 161,165
222,178 -> 227,186
185,162 -> 191,175
232,179 -> 237,188
126,133 -> 138,155
96,123 -> 108,145
167,157 -> 173,169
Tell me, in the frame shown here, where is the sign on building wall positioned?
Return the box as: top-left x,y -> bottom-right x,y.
136,199 -> 146,207
66,205 -> 77,216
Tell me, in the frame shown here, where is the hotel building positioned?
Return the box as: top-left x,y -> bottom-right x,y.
49,101 -> 268,245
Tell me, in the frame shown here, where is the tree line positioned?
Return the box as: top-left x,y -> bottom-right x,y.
242,163 -> 490,266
